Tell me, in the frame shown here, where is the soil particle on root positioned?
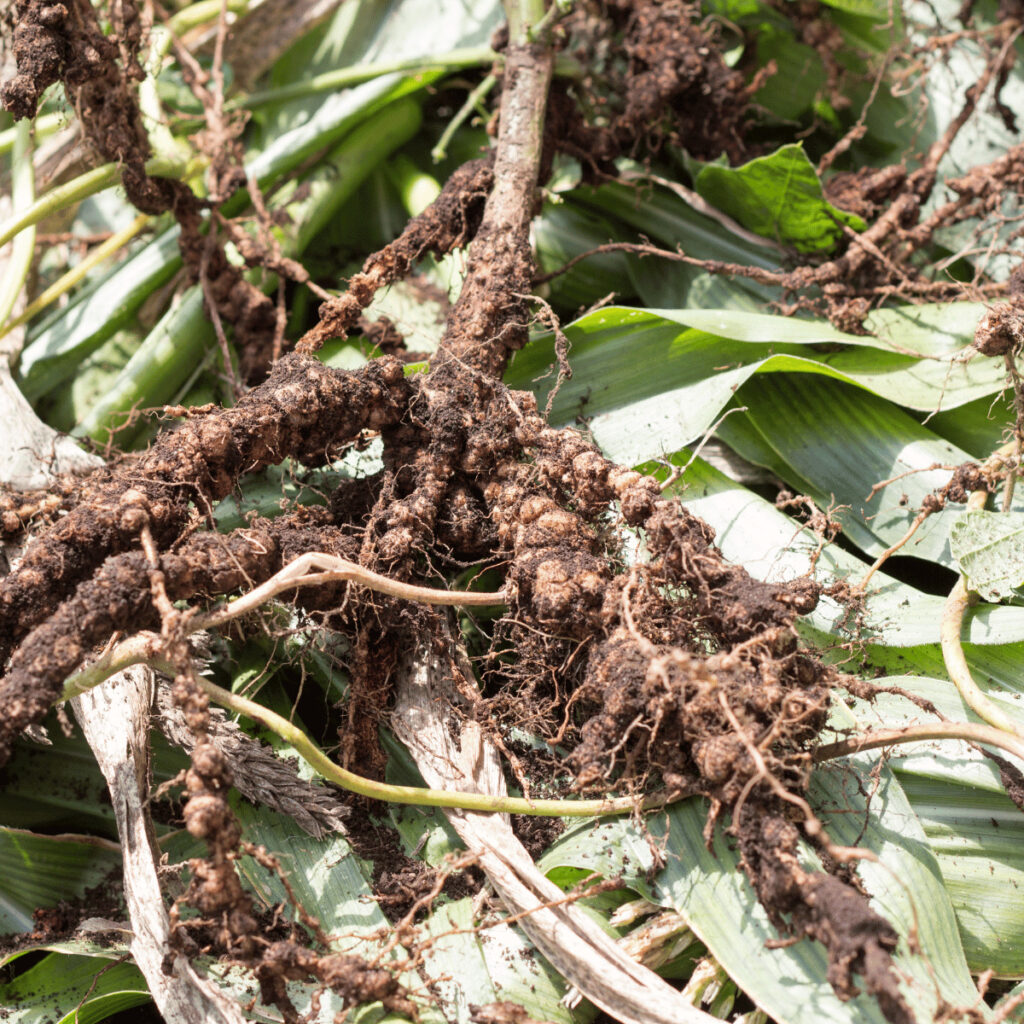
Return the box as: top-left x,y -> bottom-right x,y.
546,0 -> 752,173
741,816 -> 912,1024
0,0 -> 70,120
0,512 -> 360,762
254,942 -> 416,1022
974,301 -> 1024,356
297,158 -> 495,355
0,354 -> 409,669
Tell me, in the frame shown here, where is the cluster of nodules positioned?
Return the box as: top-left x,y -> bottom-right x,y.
973,300 -> 1024,357
172,693 -> 261,959
544,0 -> 751,172
0,356 -> 410,762
0,481 -> 75,536
0,343 -> 915,1022
169,676 -> 408,1024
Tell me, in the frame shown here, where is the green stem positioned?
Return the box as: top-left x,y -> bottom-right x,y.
0,163 -> 118,253
61,642 -> 662,817
527,0 -> 570,42
237,46 -> 496,111
506,0 -> 550,44
0,214 -> 152,342
0,154 -> 193,255
201,678 -> 647,816
815,721 -> 1024,765
941,487 -> 1024,739
0,112 -> 63,157
0,122 -> 37,338
166,0 -> 247,36
75,98 -> 423,445
386,154 -> 441,217
431,73 -> 497,163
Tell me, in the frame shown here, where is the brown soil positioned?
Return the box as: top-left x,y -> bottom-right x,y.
344,803 -> 485,922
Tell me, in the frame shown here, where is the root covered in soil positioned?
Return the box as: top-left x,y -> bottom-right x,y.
0,5 -> 964,1022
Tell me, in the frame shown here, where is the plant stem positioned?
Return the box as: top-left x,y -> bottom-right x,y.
0,112 -> 63,157
200,677 -> 646,816
166,0 -> 247,35
506,0 -> 550,44
0,122 -> 36,340
61,638 -> 666,817
385,155 -> 441,217
815,721 -> 1024,764
0,214 -> 152,343
431,73 -> 497,163
238,47 -> 581,114
0,164 -> 120,254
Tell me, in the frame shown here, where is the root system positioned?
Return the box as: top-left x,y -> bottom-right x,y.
5,2 -> 1011,1021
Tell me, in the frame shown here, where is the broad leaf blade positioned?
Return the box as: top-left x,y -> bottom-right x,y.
693,144 -> 867,252
0,830 -> 123,935
950,511 -> 1024,602
0,953 -> 149,1024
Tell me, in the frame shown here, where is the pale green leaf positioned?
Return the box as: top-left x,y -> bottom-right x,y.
507,305 -> 1001,469
950,511 -> 1024,602
0,830 -> 122,935
0,953 -> 149,1024
17,227 -> 181,403
827,675 -> 1024,975
815,0 -> 889,17
652,758 -> 982,1024
719,374 -> 971,566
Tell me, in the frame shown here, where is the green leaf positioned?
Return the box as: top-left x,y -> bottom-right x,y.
693,144 -> 866,252
17,227 -> 181,403
950,511 -> 1024,602
534,202 -> 638,309
720,374 -> 972,566
833,673 -> 1024,974
417,898 -> 500,1021
815,0 -> 889,17
232,799 -> 388,944
0,953 -> 149,1024
753,31 -> 826,121
652,756 -> 983,1024
2,723 -> 118,839
507,305 -> 1001,470
0,830 -> 123,935
576,182 -> 781,306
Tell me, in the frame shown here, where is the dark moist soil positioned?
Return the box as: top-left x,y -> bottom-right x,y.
0,871 -> 126,959
344,803 -> 485,922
